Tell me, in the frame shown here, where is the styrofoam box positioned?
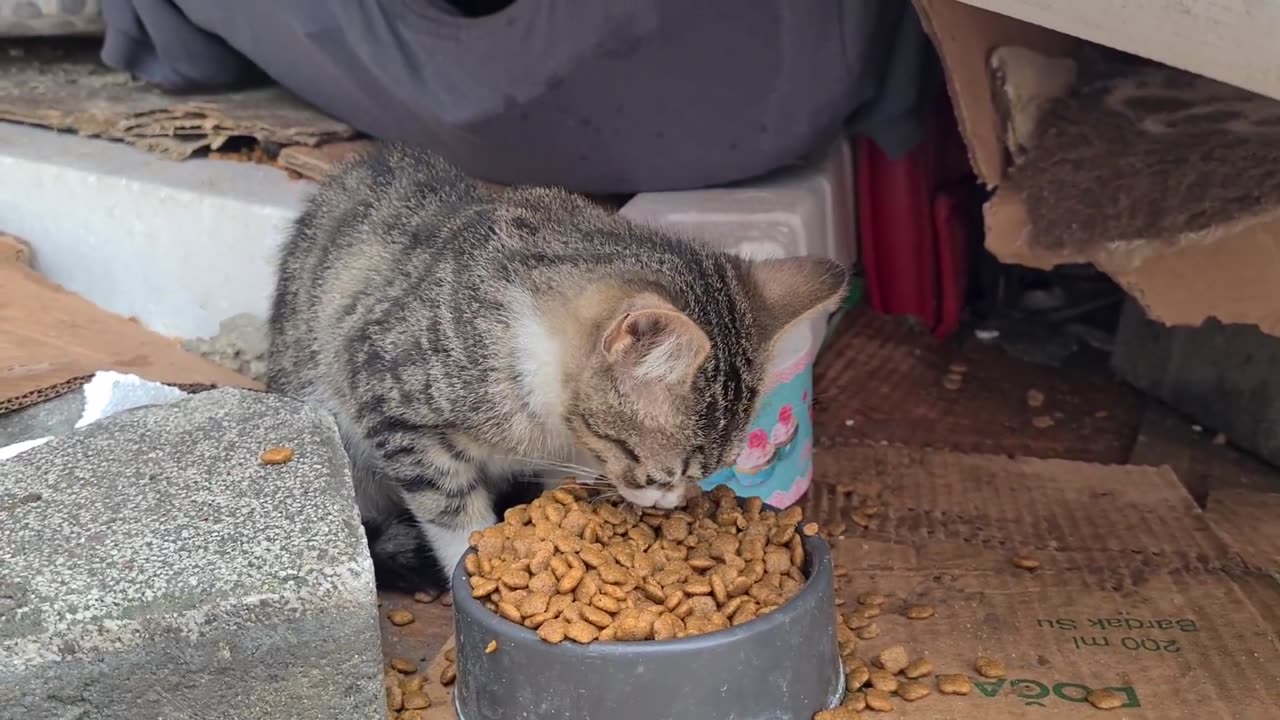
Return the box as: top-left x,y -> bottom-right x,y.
617,138 -> 857,507
0,123 -> 307,339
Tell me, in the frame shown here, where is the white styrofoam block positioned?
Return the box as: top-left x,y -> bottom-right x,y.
0,123 -> 309,339
619,137 -> 857,363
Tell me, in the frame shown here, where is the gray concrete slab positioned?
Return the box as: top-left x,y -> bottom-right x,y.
0,388 -> 384,720
0,391 -> 83,448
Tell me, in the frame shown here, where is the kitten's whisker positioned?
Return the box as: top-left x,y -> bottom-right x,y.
510,455 -> 603,476
590,492 -> 621,505
508,456 -> 608,481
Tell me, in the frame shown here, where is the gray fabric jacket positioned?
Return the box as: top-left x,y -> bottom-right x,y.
101,0 -> 935,193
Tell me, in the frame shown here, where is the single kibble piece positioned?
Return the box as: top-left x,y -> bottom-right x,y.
857,592 -> 886,606
897,680 -> 931,702
389,657 -> 418,674
387,609 -> 415,626
904,604 -> 935,620
846,664 -> 870,690
259,446 -> 294,465
975,656 -> 1006,678
403,692 -> 432,710
440,593 -> 454,607
876,645 -> 910,675
813,703 -> 862,720
412,591 -> 439,604
402,711 -> 431,720
856,623 -> 880,640
903,658 -> 934,679
385,684 -> 403,713
868,670 -> 898,693
848,691 -> 867,712
1087,688 -> 1125,710
1031,415 -> 1055,429
1026,389 -> 1045,408
1012,555 -> 1041,571
484,640 -> 498,654
942,374 -> 963,391
937,674 -> 972,695
864,688 -> 894,712
440,664 -> 457,686
802,522 -> 820,537
537,619 -> 568,644
403,675 -> 425,693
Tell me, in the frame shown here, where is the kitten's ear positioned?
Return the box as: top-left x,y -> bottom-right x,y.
746,257 -> 849,344
602,294 -> 711,386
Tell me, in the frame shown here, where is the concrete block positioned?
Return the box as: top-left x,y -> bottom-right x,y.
0,389 -> 383,720
0,124 -> 309,339
1112,298 -> 1280,467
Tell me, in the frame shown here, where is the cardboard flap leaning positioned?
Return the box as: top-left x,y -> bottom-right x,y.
802,445 -> 1280,718
914,0 -> 1280,336
0,260 -> 261,413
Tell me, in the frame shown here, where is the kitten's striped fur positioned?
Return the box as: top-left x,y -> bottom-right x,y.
268,145 -> 847,591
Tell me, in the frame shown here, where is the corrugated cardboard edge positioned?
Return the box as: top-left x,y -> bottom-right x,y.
0,377 -> 223,414
1,262 -> 263,413
953,0 -> 1280,102
913,0 -> 1079,187
986,186 -> 1280,336
916,0 -> 1280,336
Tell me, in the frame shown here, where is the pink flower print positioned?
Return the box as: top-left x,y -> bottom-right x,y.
734,428 -> 775,475
770,404 -> 798,447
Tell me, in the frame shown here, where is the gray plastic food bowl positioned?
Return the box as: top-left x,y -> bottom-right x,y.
451,531 -> 843,720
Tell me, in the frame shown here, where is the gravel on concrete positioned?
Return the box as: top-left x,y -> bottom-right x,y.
0,388 -> 383,720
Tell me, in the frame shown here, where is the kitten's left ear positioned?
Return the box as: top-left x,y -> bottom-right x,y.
745,257 -> 849,345
602,294 -> 711,386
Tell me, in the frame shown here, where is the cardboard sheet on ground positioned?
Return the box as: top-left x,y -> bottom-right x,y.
802,445 -> 1280,718
0,41 -> 355,160
419,445 -> 1280,719
0,260 -> 261,413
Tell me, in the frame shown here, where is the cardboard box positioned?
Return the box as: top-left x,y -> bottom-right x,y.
0,258 -> 261,413
915,0 -> 1280,337
413,445 -> 1280,719
953,0 -> 1280,102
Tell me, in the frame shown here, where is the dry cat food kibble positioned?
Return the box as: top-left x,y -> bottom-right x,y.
875,645 -> 910,674
1087,688 -> 1125,710
937,673 -> 973,695
389,657 -> 418,673
975,655 -> 1007,678
903,658 -> 934,679
904,604 -> 936,620
463,484 -> 814,643
383,660 -> 433,720
1012,554 -> 1042,571
864,688 -> 894,712
386,609 -> 415,626
258,446 -> 295,465
897,680 -> 931,701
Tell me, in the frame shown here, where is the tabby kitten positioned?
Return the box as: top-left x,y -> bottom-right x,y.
268,145 -> 847,591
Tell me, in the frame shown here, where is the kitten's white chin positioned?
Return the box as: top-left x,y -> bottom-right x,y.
619,485 -> 688,510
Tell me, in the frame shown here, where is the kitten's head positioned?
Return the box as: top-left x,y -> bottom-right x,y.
568,255 -> 847,508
